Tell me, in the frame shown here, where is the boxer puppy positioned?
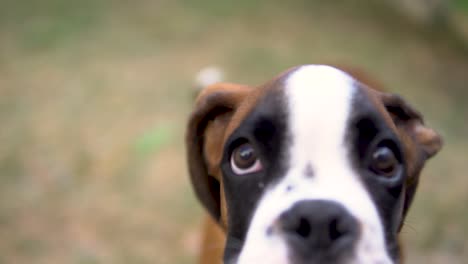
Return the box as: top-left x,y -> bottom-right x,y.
186,65 -> 442,264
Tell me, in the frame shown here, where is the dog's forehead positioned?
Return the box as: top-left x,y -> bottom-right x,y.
223,65 -> 396,151
284,65 -> 357,167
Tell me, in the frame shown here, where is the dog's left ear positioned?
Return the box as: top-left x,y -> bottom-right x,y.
380,93 -> 443,220
381,93 -> 442,160
186,83 -> 251,224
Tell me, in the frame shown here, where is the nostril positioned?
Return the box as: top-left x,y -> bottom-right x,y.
277,201 -> 361,262
295,217 -> 311,238
279,200 -> 359,257
329,218 -> 343,242
293,216 -> 351,243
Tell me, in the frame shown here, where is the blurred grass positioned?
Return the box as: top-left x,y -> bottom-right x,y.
0,0 -> 467,263
0,0 -> 104,53
455,0 -> 468,12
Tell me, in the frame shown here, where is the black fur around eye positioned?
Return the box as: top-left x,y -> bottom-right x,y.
369,146 -> 398,177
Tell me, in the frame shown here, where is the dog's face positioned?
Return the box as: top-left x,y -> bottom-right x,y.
186,65 -> 442,264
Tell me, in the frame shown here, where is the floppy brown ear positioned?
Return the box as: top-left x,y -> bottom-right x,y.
380,93 -> 443,220
186,83 -> 250,223
381,93 -> 443,160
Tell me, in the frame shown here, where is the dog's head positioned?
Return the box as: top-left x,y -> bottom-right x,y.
186,65 -> 442,264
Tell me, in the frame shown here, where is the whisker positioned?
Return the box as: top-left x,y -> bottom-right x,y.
400,217 -> 419,235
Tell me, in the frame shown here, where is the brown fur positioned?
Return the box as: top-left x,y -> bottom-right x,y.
186,66 -> 442,264
199,216 -> 225,264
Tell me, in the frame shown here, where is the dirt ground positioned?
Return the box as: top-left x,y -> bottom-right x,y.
0,1 -> 467,263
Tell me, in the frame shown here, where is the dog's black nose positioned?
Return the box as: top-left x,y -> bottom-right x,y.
278,200 -> 359,261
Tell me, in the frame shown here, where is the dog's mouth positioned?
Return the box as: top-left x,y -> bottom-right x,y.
230,199 -> 394,264
231,251 -> 393,264
231,250 -> 393,264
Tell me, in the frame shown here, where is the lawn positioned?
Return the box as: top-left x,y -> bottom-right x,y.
0,0 -> 467,263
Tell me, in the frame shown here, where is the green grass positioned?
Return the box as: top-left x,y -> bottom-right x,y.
455,0 -> 468,12
0,0 -> 467,263
0,0 -> 106,53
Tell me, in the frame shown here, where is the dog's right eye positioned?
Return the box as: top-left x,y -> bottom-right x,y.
230,143 -> 262,175
369,145 -> 399,177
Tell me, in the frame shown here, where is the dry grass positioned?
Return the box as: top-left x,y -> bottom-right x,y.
0,0 -> 467,263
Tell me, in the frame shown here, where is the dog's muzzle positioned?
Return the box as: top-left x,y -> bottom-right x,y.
276,200 -> 359,262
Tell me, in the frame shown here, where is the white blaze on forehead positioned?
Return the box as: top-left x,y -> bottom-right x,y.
237,65 -> 392,264
287,65 -> 354,168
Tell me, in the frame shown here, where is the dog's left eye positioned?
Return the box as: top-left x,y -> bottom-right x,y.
230,143 -> 262,175
369,146 -> 398,176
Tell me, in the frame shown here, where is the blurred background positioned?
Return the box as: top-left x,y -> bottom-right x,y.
1,0 -> 467,263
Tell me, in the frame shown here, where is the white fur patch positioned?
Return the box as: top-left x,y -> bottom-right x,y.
194,66 -> 224,90
237,65 -> 392,264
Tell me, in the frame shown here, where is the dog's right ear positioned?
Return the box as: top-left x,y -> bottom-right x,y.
186,83 -> 251,224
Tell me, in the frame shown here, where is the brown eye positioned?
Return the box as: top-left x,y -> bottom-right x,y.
230,143 -> 262,175
370,146 -> 398,176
